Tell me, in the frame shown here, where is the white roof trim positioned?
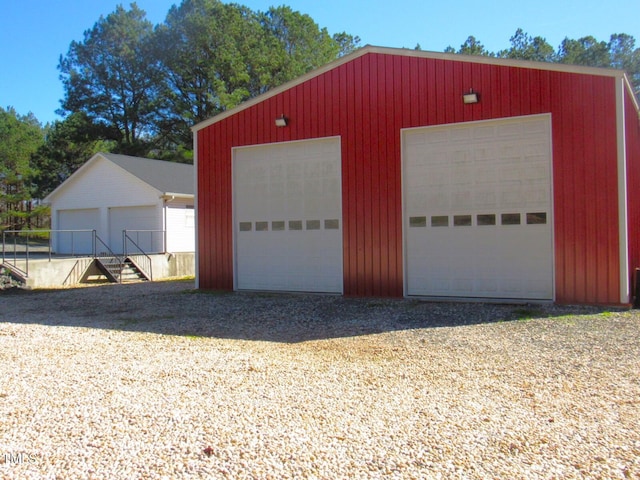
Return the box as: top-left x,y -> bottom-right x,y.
192,44 -> 632,133
161,192 -> 195,199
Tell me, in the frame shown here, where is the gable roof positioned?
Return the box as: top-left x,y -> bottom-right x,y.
44,153 -> 194,203
192,44 -> 637,132
101,153 -> 194,196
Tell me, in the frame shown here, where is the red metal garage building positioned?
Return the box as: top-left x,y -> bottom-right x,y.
193,46 -> 640,305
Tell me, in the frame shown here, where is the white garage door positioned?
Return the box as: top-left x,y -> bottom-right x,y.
403,115 -> 553,300
109,206 -> 159,254
234,137 -> 343,293
57,208 -> 99,254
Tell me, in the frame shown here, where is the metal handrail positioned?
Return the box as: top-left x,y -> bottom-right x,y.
93,233 -> 124,283
122,229 -> 165,254
1,229 -> 95,278
1,229 -> 159,283
123,230 -> 153,280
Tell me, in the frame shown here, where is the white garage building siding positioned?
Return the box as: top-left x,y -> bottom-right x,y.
45,153 -> 195,255
165,198 -> 196,253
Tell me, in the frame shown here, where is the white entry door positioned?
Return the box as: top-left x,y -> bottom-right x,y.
403,115 -> 554,300
233,137 -> 343,293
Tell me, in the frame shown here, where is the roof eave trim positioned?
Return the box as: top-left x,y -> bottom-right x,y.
191,47 -> 372,132
160,192 -> 195,199
622,73 -> 640,114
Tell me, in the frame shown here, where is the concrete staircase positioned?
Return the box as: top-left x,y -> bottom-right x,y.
95,257 -> 149,283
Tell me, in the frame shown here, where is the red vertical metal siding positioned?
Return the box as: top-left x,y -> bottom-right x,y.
625,88 -> 640,300
197,51 -> 623,303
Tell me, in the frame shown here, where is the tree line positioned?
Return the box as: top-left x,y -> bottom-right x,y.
1,0 -> 639,232
443,28 -> 639,94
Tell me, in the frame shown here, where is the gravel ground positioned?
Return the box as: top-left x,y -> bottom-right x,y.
0,280 -> 639,479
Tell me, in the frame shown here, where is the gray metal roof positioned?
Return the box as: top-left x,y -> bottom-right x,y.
102,153 -> 194,196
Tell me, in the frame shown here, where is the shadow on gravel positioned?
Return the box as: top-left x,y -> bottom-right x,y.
0,281 -> 616,343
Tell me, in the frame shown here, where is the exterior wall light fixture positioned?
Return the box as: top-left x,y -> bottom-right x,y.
463,89 -> 479,104
275,115 -> 288,127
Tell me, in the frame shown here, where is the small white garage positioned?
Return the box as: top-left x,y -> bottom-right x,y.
44,153 -> 195,255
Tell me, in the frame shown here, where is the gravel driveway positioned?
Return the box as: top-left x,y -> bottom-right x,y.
1,280 -> 639,479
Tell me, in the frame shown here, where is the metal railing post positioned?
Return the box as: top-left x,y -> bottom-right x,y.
25,234 -> 29,277
1,229 -> 98,280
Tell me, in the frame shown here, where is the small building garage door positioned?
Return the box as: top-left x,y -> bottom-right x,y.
57,208 -> 99,254
109,206 -> 159,254
234,137 -> 343,293
403,115 -> 553,300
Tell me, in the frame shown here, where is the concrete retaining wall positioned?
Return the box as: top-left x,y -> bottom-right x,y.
4,252 -> 195,289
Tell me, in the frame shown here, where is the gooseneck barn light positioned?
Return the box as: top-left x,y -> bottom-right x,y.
463,89 -> 479,104
275,115 -> 288,127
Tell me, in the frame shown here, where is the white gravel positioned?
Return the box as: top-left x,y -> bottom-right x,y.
0,280 -> 639,479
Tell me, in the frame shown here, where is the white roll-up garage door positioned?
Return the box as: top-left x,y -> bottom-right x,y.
109,206 -> 159,254
233,137 -> 343,293
403,115 -> 553,300
56,208 -> 100,254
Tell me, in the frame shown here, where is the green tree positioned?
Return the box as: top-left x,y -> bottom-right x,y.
332,32 -> 361,57
497,28 -> 556,62
30,113 -> 115,198
58,3 -> 162,156
557,34 -> 640,95
154,0 -> 269,149
154,0 -> 357,153
0,107 -> 44,231
54,1 -> 360,158
558,35 -> 611,68
608,33 -> 640,95
446,30 -> 639,98
446,36 -> 493,56
259,5 -> 343,85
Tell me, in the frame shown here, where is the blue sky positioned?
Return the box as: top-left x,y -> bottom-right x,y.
1,0 -> 638,125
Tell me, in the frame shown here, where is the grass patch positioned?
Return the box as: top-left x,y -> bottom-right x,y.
119,315 -> 176,327
512,308 -> 543,320
182,288 -> 231,296
161,276 -> 195,282
183,333 -> 204,340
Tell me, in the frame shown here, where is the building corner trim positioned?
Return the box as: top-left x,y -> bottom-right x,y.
193,133 -> 200,290
616,79 -> 630,304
